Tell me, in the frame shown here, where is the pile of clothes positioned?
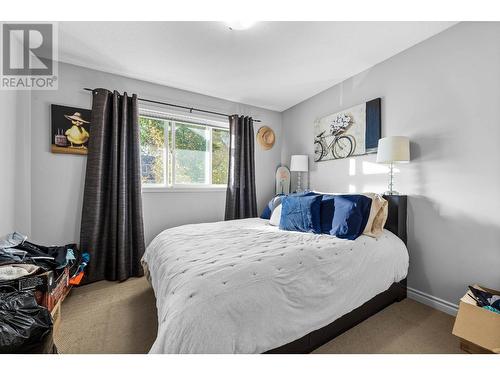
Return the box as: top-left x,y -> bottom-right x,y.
467,285 -> 500,314
0,232 -> 90,353
0,232 -> 89,286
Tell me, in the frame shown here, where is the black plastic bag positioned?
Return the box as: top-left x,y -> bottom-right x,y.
0,290 -> 54,353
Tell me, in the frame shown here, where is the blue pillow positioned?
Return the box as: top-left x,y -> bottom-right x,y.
260,194 -> 284,219
289,190 -> 317,197
320,195 -> 336,234
280,194 -> 322,233
331,195 -> 372,240
261,192 -> 314,219
260,205 -> 272,219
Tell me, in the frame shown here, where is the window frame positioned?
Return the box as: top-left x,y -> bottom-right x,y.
139,108 -> 229,193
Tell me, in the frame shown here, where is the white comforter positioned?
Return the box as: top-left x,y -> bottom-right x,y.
142,218 -> 408,354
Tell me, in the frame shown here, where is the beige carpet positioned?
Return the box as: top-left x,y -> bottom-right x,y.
313,296 -> 462,354
54,277 -> 158,354
54,277 -> 462,354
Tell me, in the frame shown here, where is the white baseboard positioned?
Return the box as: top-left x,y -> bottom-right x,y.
407,287 -> 459,316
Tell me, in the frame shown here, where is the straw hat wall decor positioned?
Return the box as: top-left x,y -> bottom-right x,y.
256,126 -> 276,150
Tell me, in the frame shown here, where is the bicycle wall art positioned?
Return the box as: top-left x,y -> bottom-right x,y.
313,98 -> 381,162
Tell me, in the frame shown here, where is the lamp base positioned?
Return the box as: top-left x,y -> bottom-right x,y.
296,172 -> 302,192
385,162 -> 401,196
383,190 -> 400,196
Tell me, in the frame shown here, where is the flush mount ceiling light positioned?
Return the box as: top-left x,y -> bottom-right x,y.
225,21 -> 257,30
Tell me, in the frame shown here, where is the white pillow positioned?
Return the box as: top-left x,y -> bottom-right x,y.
269,203 -> 282,226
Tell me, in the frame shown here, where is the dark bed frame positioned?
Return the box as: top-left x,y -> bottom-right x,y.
265,195 -> 408,354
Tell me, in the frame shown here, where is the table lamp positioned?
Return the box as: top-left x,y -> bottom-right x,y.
290,155 -> 309,192
376,136 -> 410,195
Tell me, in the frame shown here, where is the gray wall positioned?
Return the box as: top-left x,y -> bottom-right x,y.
0,90 -> 31,236
281,22 -> 500,306
0,92 -> 17,235
28,63 -> 282,245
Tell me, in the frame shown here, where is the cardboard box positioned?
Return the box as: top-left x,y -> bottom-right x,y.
0,267 -> 71,312
0,269 -> 56,293
51,300 -> 62,335
41,267 -> 71,311
452,285 -> 500,354
460,339 -> 494,354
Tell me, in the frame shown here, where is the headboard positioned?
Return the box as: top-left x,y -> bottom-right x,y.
383,195 -> 407,245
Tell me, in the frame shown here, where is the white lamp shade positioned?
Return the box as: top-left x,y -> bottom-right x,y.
376,136 -> 410,163
290,155 -> 309,172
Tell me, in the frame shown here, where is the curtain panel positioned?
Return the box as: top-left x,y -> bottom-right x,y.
225,115 -> 257,220
80,89 -> 145,283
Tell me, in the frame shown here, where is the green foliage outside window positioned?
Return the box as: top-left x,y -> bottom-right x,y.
175,123 -> 208,184
139,116 -> 229,186
139,116 -> 165,185
212,128 -> 229,184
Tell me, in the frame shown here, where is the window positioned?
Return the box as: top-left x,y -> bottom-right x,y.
139,111 -> 229,189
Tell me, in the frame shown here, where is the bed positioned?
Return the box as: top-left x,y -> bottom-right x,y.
142,195 -> 408,354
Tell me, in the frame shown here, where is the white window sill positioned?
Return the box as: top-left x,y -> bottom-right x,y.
142,185 -> 227,193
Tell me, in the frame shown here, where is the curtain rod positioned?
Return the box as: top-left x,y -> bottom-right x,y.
83,88 -> 261,122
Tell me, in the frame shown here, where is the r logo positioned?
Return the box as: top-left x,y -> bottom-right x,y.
2,23 -> 53,76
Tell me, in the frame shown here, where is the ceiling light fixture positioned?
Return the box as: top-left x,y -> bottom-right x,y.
225,21 -> 256,31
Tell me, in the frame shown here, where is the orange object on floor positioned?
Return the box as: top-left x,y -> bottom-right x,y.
69,272 -> 84,285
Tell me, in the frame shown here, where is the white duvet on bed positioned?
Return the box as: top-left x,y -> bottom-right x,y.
142,218 -> 408,354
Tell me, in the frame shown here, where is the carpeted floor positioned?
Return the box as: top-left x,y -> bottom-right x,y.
54,277 -> 463,354
54,277 -> 158,354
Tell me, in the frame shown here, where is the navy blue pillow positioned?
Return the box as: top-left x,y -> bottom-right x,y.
320,195 -> 336,234
260,194 -> 284,219
331,195 -> 372,240
260,205 -> 272,219
280,194 -> 322,233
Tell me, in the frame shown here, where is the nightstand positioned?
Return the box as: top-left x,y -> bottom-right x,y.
383,194 -> 407,245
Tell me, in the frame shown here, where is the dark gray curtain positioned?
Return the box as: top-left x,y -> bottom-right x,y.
80,89 -> 145,283
225,115 -> 257,220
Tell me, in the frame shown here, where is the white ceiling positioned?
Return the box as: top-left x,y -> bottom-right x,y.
58,22 -> 456,111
